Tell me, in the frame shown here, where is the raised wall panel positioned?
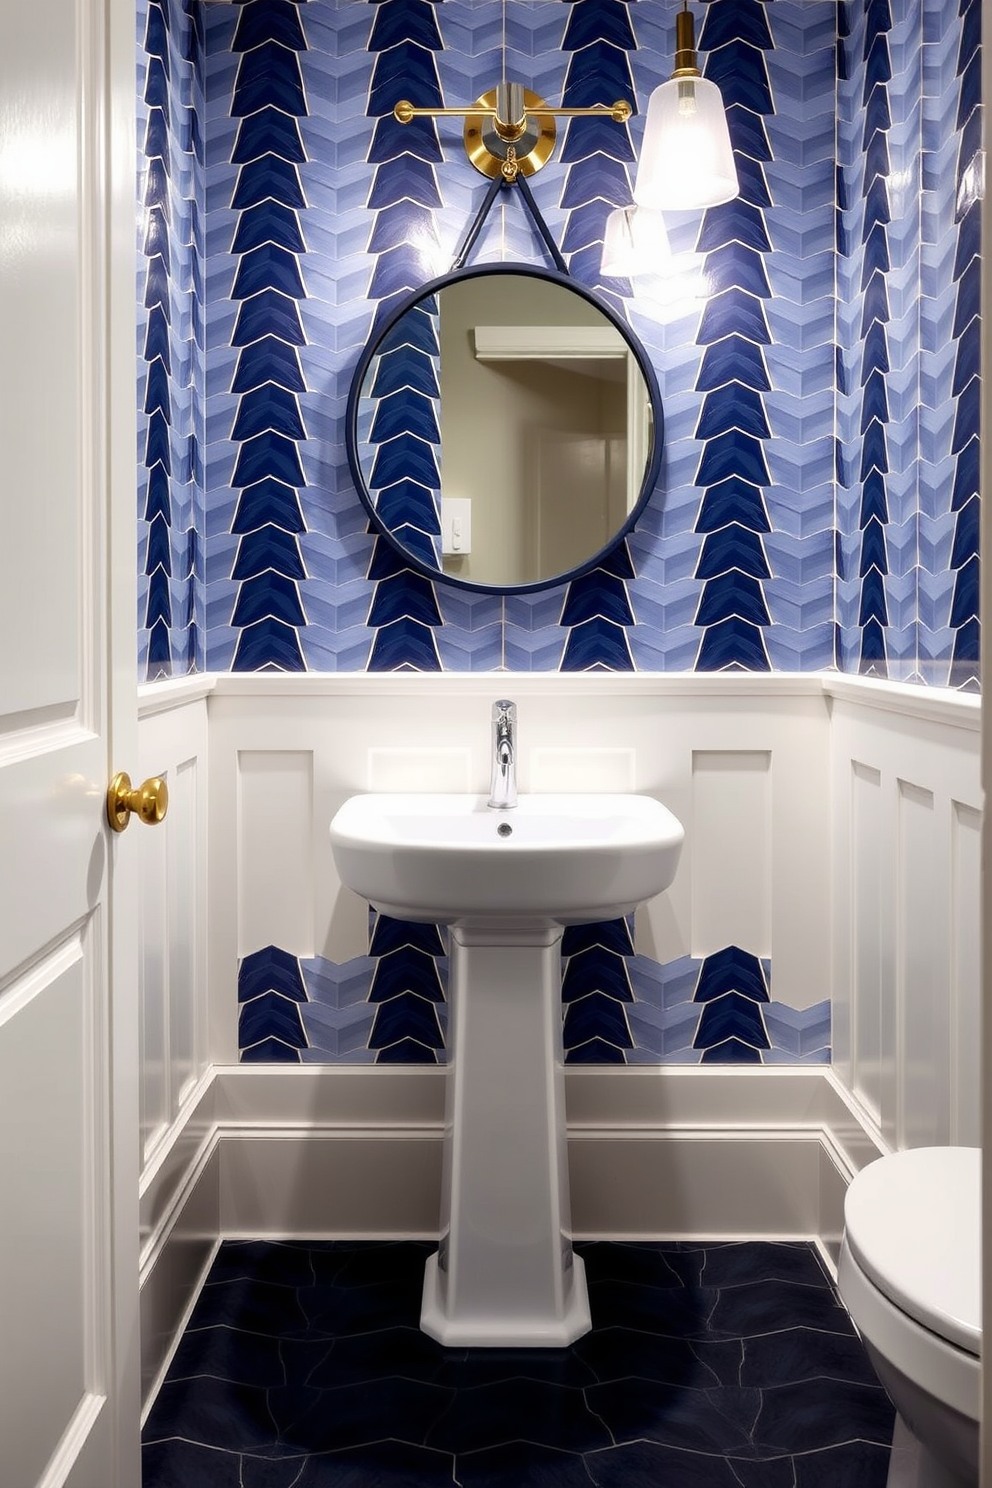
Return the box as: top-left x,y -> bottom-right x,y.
137,694 -> 210,1182
851,762 -> 883,1126
367,747 -> 471,793
690,751 -> 771,957
238,750 -> 314,958
530,748 -> 636,793
140,1146 -> 219,1411
0,930 -> 105,1488
951,802 -> 981,1146
168,758 -> 197,1109
830,688 -> 981,1156
140,791 -> 168,1161
897,781 -> 949,1151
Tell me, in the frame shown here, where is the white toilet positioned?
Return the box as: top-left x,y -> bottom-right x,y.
837,1146 -> 981,1488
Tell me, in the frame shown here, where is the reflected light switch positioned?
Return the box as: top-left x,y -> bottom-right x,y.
442,497 -> 472,555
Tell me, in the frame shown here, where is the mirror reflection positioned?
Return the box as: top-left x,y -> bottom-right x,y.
353,270 -> 658,589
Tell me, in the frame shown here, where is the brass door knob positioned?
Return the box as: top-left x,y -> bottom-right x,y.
107,771 -> 169,833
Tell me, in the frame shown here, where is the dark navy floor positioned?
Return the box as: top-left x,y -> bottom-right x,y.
142,1239 -> 895,1487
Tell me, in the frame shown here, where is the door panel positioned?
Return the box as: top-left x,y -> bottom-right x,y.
0,931 -> 107,1487
0,0 -> 138,1483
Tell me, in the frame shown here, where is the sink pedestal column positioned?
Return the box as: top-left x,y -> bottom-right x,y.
420,921 -> 591,1348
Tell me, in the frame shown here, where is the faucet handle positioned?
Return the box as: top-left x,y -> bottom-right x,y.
492,698 -> 516,720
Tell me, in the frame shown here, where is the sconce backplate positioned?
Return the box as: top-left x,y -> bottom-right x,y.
464,89 -> 557,179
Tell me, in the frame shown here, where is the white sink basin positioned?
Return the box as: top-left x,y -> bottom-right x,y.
329,788 -> 684,1347
329,791 -> 684,926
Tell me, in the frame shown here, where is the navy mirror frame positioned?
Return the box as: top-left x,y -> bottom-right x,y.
345,262 -> 665,596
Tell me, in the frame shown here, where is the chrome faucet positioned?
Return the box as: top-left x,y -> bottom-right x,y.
488,699 -> 517,809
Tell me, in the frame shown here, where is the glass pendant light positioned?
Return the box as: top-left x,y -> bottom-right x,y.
633,1 -> 738,212
601,204 -> 670,277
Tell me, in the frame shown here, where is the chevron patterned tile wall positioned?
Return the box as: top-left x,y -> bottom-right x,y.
139,0 -> 979,688
138,0 -> 979,1065
237,929 -> 829,1066
137,0 -> 205,680
837,0 -> 981,685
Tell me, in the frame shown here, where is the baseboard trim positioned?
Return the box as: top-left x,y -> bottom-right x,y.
138,1064 -> 884,1409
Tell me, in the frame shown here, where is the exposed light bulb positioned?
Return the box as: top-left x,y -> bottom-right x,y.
677,79 -> 696,119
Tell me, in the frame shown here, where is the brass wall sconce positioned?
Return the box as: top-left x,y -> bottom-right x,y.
394,81 -> 632,182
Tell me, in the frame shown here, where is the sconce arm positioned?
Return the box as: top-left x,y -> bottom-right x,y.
394,100 -> 632,127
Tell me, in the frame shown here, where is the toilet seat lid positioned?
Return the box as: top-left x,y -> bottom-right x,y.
844,1146 -> 981,1357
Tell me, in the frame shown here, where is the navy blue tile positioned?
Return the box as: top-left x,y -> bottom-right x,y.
574,1327 -> 730,1391
239,1457 -> 316,1488
369,948 -> 444,1003
190,1273 -> 313,1336
560,618 -> 634,672
580,1241 -> 705,1291
562,950 -> 633,1004
586,1440 -> 766,1487
565,1037 -> 627,1064
560,919 -> 634,959
367,572 -> 443,628
564,992 -> 632,1050
233,44 -> 306,117
583,1279 -> 712,1338
296,1278 -> 425,1335
240,1035 -> 303,1059
145,1241 -> 893,1484
303,1327 -> 447,1389
586,1377 -> 762,1454
369,991 -> 443,1050
232,2 -> 306,54
233,292 -> 306,347
237,952 -> 304,999
696,480 -> 771,535
314,1239 -> 435,1290
756,1377 -> 895,1454
560,572 -> 635,628
143,1375 -> 278,1453
143,1438 -> 242,1488
792,1439 -> 894,1487
707,1277 -> 855,1339
375,1035 -> 439,1063
697,337 -> 771,395
434,1347 -> 598,1392
270,1377 -> 455,1454
459,1440 -> 597,1487
427,1378 -> 614,1455
698,1241 -> 828,1290
299,1441 -> 456,1487
696,620 -> 770,673
740,1326 -> 886,1390
168,1323 -> 286,1387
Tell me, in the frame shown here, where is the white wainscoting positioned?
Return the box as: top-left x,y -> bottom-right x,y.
133,672 -> 981,1411
136,681 -> 211,1170
827,677 -> 982,1151
136,1062 -> 883,1409
205,672 -> 835,1060
136,682 -> 214,1407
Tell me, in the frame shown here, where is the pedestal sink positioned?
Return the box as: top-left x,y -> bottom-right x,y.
330,791 -> 684,1347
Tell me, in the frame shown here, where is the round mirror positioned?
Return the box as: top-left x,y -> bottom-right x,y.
346,264 -> 663,593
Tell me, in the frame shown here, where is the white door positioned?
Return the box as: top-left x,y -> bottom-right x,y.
0,1 -> 140,1485
534,432 -> 612,577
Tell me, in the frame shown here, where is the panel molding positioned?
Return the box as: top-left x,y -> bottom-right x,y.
138,1063 -> 885,1408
